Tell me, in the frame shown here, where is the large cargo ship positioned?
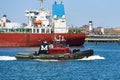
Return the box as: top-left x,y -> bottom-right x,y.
0,0 -> 85,47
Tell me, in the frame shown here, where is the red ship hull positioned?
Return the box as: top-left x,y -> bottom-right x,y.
0,33 -> 85,47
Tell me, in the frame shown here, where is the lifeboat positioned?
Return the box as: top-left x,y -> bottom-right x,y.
15,36 -> 94,60
34,20 -> 42,24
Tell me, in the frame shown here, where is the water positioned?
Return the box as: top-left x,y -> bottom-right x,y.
0,42 -> 120,80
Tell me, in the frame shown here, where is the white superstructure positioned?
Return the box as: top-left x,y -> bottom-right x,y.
25,9 -> 52,33
25,0 -> 68,33
0,0 -> 68,33
0,15 -> 22,32
53,14 -> 68,33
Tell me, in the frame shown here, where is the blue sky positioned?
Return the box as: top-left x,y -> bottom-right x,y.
0,0 -> 120,28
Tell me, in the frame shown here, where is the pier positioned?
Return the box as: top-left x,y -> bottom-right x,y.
85,35 -> 120,42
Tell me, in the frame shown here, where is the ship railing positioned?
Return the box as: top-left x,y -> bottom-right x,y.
0,27 -> 52,34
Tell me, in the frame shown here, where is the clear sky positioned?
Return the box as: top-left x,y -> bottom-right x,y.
0,0 -> 120,28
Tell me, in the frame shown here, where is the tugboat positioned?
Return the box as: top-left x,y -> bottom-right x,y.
15,35 -> 93,60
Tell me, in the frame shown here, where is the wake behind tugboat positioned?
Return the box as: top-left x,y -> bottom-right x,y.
0,56 -> 16,61
15,35 -> 94,61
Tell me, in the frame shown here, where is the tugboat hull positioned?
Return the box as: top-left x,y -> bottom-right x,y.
15,49 -> 93,60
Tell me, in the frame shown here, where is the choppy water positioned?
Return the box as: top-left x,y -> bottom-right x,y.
0,42 -> 120,80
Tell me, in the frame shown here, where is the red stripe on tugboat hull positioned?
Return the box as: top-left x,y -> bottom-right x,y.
0,33 -> 85,47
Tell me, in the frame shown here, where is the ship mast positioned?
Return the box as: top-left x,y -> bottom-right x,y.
39,0 -> 45,10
